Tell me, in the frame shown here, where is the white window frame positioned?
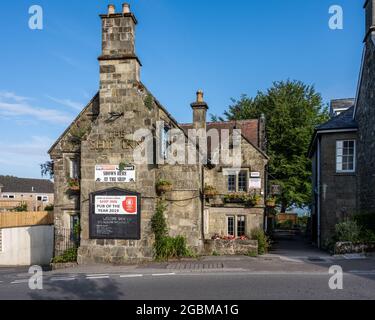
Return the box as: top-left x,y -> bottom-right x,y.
69,158 -> 79,179
336,140 -> 356,173
225,169 -> 250,193
227,215 -> 247,237
227,216 -> 235,237
2,194 -> 15,199
36,195 -> 49,202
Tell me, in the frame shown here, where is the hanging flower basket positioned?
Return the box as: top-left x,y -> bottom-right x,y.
266,198 -> 276,208
67,178 -> 80,192
156,180 -> 173,194
204,185 -> 218,198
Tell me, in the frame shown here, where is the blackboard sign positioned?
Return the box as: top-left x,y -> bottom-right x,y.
89,188 -> 141,240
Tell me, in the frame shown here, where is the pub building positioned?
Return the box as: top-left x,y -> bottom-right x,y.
49,3 -> 269,264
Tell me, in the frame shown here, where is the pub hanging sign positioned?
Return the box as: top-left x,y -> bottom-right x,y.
89,188 -> 141,240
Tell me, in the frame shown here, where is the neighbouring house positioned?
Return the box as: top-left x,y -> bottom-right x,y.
0,176 -> 54,212
309,0 -> 375,247
48,3 -> 268,264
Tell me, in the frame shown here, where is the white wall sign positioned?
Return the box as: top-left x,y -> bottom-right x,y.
249,178 -> 262,189
95,196 -> 138,215
95,165 -> 136,183
250,172 -> 260,178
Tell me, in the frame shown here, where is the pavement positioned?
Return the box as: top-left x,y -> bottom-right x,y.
0,230 -> 374,300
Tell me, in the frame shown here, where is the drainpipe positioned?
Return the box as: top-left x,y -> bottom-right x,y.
317,136 -> 321,248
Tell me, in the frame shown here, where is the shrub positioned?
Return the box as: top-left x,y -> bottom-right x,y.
44,204 -> 54,212
251,228 -> 270,255
359,229 -> 375,244
52,247 -> 78,263
151,201 -> 168,242
354,213 -> 375,233
13,203 -> 28,212
334,220 -> 361,243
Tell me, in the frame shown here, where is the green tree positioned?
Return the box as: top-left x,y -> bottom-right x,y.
224,80 -> 329,211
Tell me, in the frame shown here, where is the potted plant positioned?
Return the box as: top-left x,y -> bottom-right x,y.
247,194 -> 262,207
156,179 -> 173,194
204,185 -> 218,198
266,196 -> 276,208
67,178 -> 80,192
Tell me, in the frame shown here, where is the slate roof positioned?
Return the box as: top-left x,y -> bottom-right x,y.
180,120 -> 260,147
316,106 -> 358,131
0,176 -> 54,194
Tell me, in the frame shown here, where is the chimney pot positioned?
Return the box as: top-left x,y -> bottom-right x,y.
197,90 -> 204,103
122,3 -> 131,14
108,4 -> 115,15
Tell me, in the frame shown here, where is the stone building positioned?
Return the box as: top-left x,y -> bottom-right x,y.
0,176 -> 54,212
309,104 -> 358,247
309,1 -> 375,247
49,4 -> 268,264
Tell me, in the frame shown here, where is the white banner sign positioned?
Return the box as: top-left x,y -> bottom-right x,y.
95,196 -> 138,215
95,165 -> 136,183
249,178 -> 262,189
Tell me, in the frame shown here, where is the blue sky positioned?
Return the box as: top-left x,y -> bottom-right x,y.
0,0 -> 365,178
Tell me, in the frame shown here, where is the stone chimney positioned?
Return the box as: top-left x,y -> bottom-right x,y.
364,0 -> 375,44
98,3 -> 141,115
191,90 -> 208,130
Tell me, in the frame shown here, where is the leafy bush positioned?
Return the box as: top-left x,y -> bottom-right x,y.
334,220 -> 361,243
151,201 -> 168,242
52,247 -> 78,263
13,203 -> 28,212
251,228 -> 270,255
354,213 -> 375,233
44,204 -> 54,212
359,229 -> 375,244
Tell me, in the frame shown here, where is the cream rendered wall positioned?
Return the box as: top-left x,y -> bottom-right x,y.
0,226 -> 54,266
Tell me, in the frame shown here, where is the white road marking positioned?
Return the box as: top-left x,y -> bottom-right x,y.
86,276 -> 110,280
50,277 -> 76,282
11,279 -> 29,284
349,270 -> 375,275
152,273 -> 176,277
120,274 -> 144,278
86,274 -> 109,277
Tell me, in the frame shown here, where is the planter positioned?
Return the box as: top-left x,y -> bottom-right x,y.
156,184 -> 172,194
266,200 -> 276,207
68,186 -> 80,192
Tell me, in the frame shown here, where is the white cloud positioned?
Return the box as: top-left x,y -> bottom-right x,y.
46,95 -> 83,111
0,136 -> 53,178
0,92 -> 73,124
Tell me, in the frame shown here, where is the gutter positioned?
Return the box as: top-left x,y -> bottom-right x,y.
353,46 -> 366,119
317,136 -> 321,248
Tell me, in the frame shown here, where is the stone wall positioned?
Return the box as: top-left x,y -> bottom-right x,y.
204,239 -> 258,256
356,36 -> 375,214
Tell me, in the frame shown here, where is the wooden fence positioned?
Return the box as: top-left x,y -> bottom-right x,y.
276,213 -> 298,225
0,211 -> 54,229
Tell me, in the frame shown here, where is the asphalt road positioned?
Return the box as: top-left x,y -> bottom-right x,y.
1,231 -> 374,300
0,269 -> 374,300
